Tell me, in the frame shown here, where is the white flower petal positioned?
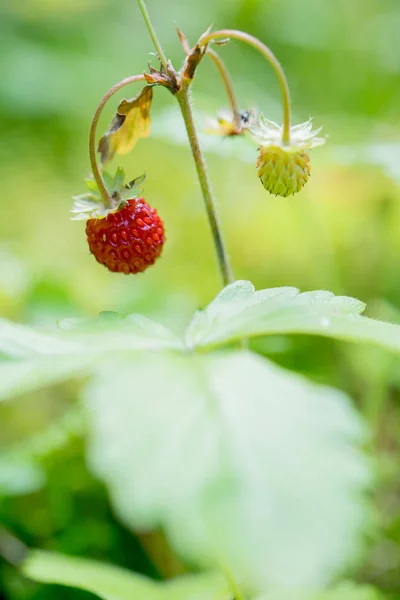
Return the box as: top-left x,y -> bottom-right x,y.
309,136 -> 326,148
250,115 -> 325,151
291,119 -> 313,133
260,114 -> 282,131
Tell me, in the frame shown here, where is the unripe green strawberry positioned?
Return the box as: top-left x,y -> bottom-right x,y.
250,116 -> 325,198
257,146 -> 311,197
86,198 -> 165,274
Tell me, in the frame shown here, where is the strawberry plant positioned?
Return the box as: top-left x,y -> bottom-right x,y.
1,2 -> 399,599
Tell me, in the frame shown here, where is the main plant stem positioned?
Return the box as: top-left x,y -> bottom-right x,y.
137,0 -> 234,287
137,0 -> 168,70
199,29 -> 291,143
176,89 -> 234,286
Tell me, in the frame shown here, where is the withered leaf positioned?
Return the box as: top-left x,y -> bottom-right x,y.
98,85 -> 153,164
144,62 -> 180,93
144,69 -> 166,86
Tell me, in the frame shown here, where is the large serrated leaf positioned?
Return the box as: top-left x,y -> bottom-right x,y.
85,349 -> 370,593
0,314 -> 182,402
186,280 -> 400,354
0,318 -> 80,358
56,313 -> 184,355
0,312 -> 181,360
22,550 -> 228,600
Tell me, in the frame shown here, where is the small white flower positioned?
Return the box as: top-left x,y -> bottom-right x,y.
205,109 -> 253,137
250,115 -> 326,150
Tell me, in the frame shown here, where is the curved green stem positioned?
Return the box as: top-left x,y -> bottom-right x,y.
199,30 -> 291,143
176,88 -> 234,286
206,48 -> 240,127
89,74 -> 146,207
177,29 -> 241,132
137,0 -> 168,70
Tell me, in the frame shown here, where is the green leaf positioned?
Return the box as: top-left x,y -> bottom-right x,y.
186,280 -> 400,354
0,311 -> 174,359
22,550 -> 159,600
22,550 -> 228,600
255,581 -> 384,600
0,314 -> 182,401
0,318 -> 77,358
55,313 -> 184,354
162,571 -> 229,600
85,349 -> 370,593
0,355 -> 96,402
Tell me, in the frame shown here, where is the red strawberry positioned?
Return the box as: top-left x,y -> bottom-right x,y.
85,198 -> 165,274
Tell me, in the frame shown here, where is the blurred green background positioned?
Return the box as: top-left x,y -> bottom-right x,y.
1,0 -> 400,597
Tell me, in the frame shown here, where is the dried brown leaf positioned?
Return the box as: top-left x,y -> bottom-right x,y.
98,86 -> 153,164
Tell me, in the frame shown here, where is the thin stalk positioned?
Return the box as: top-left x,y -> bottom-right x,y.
199,30 -> 291,143
176,88 -> 234,286
137,0 -> 168,70
176,29 -> 240,128
89,74 -> 146,206
206,48 -> 240,126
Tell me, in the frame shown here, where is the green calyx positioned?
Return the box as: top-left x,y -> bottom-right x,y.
71,167 -> 145,221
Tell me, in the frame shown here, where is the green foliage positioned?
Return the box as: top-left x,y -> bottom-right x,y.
0,317 -> 75,357
0,313 -> 182,401
22,551 -> 228,600
255,581 -> 384,600
85,349 -> 370,591
186,281 -> 400,353
3,280 -> 400,404
22,551 -> 384,600
2,2 -> 400,597
6,279 -> 400,592
0,355 -> 94,402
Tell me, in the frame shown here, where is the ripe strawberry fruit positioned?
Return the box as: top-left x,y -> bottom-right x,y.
86,197 -> 165,274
